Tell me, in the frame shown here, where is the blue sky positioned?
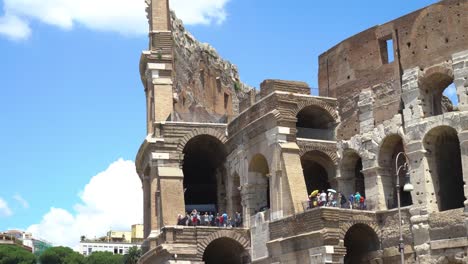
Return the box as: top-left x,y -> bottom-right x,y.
0,0 -> 446,247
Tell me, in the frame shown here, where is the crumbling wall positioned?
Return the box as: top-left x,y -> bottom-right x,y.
318,0 -> 468,140
171,12 -> 252,123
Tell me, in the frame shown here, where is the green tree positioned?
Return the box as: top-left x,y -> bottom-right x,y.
122,247 -> 141,264
0,245 -> 36,264
39,246 -> 84,264
86,252 -> 122,264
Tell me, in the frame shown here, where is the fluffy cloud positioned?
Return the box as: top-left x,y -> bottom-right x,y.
0,14 -> 31,40
27,159 -> 142,248
0,0 -> 230,40
0,198 -> 13,217
13,194 -> 29,209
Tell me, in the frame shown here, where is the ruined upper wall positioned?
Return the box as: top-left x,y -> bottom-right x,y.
171,12 -> 252,123
318,0 -> 468,140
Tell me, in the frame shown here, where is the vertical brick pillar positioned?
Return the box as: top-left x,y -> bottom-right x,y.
452,50 -> 468,112
280,142 -> 308,215
457,131 -> 468,236
401,67 -> 425,126
357,89 -> 374,133
405,141 -> 438,212
361,166 -> 386,210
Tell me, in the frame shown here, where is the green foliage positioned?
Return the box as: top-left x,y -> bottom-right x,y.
39,246 -> 85,264
86,252 -> 122,264
0,245 -> 36,264
122,247 -> 141,264
234,82 -> 241,92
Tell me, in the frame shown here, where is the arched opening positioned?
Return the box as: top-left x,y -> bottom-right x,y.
248,154 -> 270,214
202,237 -> 247,264
296,105 -> 336,140
424,126 -> 465,211
344,224 -> 380,264
420,72 -> 457,116
301,151 -> 336,195
341,151 -> 365,198
183,135 -> 227,212
379,135 -> 412,209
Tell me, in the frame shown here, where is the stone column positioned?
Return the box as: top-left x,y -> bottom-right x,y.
452,50 -> 468,112
157,166 -> 185,227
401,67 -> 425,126
358,89 -> 375,133
406,141 -> 438,212
409,207 -> 431,262
142,175 -> 151,238
146,63 -> 174,123
241,183 -> 258,227
279,142 -> 308,215
361,166 -> 386,210
457,131 -> 468,235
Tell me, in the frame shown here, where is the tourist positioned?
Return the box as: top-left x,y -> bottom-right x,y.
349,193 -> 354,209
209,212 -> 214,226
354,192 -> 361,209
177,214 -> 183,225
218,213 -> 224,227
215,213 -> 220,226
222,212 -> 228,227
319,190 -> 327,206
340,192 -> 347,208
235,212 -> 242,227
203,212 -> 209,226
359,195 -> 365,210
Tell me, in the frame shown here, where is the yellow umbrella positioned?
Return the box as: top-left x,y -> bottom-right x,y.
309,190 -> 319,197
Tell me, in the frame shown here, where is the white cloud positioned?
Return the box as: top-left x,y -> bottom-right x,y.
0,14 -> 31,40
0,198 -> 13,217
27,159 -> 142,248
0,0 -> 230,40
13,194 -> 29,209
171,0 -> 229,25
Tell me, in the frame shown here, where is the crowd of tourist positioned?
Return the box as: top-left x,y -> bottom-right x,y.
177,210 -> 243,227
306,189 -> 367,210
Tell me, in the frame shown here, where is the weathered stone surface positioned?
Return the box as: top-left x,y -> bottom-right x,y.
171,12 -> 252,123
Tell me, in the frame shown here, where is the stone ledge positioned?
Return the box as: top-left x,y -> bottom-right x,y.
430,237 -> 468,250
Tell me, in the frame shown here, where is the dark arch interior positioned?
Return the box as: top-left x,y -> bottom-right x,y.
344,224 -> 380,264
429,127 -> 465,211
296,106 -> 335,140
203,238 -> 246,264
379,135 -> 412,209
183,135 -> 226,210
301,152 -> 333,194
354,158 -> 365,197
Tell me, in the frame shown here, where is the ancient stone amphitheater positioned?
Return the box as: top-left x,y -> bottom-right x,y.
136,0 -> 468,263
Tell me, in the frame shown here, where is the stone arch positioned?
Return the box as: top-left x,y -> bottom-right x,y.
342,223 -> 381,264
197,230 -> 250,260
294,101 -> 338,140
299,145 -> 339,165
378,134 -> 412,209
176,127 -> 227,154
301,150 -> 337,193
423,125 -> 465,211
340,150 -> 365,198
182,134 -> 227,213
419,63 -> 456,116
293,99 -> 339,121
339,221 -> 381,241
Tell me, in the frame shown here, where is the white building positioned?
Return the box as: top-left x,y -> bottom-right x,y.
79,241 -> 141,256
